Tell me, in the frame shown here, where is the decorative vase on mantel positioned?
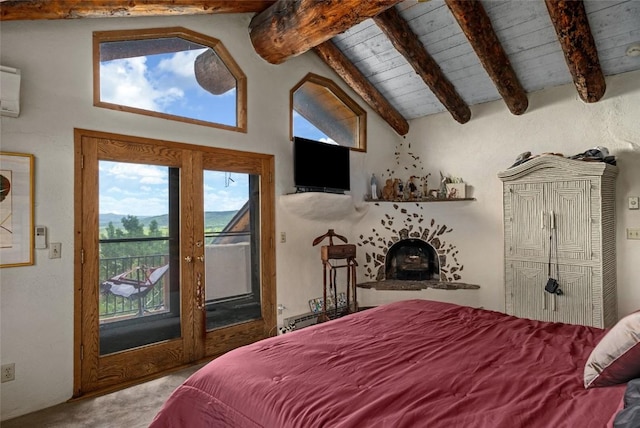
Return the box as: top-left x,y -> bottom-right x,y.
370,174 -> 378,200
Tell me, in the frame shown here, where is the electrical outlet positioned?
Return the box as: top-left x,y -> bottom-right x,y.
627,228 -> 640,240
1,363 -> 15,383
280,232 -> 286,243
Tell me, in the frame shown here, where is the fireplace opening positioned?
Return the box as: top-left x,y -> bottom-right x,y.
385,239 -> 440,281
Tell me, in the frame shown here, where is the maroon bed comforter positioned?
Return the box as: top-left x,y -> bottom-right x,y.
150,299 -> 625,428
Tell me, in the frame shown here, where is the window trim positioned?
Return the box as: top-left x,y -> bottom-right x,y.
93,27 -> 247,133
290,73 -> 367,152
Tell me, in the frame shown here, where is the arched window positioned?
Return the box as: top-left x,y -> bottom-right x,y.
290,73 -> 366,151
94,27 -> 247,133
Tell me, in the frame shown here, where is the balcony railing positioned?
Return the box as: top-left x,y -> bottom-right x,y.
99,254 -> 169,322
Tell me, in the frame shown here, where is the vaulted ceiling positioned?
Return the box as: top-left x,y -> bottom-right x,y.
2,0 -> 639,136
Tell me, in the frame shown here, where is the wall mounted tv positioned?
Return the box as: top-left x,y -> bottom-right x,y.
293,137 -> 350,194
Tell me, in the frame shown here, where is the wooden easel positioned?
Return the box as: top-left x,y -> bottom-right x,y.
313,230 -> 358,322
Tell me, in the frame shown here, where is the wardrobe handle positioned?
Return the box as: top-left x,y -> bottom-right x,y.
550,211 -> 555,229
541,211 -> 545,229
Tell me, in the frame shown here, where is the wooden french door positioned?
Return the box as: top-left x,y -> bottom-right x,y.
73,129 -> 275,397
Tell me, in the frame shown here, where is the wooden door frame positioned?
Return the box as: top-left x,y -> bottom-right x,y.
73,128 -> 276,398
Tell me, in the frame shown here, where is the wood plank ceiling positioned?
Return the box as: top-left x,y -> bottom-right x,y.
2,0 -> 639,136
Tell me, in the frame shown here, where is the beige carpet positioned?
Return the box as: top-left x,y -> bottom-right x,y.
1,364 -> 203,428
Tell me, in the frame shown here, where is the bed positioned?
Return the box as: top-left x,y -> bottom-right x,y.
150,299 -> 640,427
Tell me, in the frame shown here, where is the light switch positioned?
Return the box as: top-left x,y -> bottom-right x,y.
629,196 -> 639,210
49,242 -> 61,259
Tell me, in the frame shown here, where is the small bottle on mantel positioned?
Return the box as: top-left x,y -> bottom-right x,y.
370,174 -> 378,200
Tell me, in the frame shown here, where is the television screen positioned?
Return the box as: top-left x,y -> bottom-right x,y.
293,137 -> 350,193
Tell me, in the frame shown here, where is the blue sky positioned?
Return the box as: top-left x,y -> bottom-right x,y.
99,47 -> 329,216
99,161 -> 249,217
100,49 -> 237,126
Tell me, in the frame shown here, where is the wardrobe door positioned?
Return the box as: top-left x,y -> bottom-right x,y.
548,265 -> 593,326
506,260 -> 548,320
504,182 -> 547,260
547,180 -> 592,262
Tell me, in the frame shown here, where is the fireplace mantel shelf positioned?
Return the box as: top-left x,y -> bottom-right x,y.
364,198 -> 476,203
357,280 -> 480,291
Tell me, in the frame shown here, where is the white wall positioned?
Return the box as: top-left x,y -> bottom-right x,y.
1,14 -> 639,421
0,15 -> 398,420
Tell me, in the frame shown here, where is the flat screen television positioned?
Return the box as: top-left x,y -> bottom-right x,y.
293,137 -> 350,193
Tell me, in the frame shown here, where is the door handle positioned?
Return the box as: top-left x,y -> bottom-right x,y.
550,211 -> 555,229
196,272 -> 205,310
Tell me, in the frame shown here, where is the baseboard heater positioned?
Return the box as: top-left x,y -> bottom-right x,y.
281,305 -> 355,334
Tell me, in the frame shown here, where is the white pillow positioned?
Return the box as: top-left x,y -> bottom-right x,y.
584,311 -> 640,388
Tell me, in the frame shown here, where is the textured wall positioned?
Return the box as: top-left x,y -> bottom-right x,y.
1,13 -> 639,422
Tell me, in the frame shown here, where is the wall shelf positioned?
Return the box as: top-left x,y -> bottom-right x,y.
280,192 -> 369,221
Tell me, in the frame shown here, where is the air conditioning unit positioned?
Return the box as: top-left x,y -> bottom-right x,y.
1,65 -> 21,117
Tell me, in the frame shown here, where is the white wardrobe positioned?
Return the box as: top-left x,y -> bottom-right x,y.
498,155 -> 618,328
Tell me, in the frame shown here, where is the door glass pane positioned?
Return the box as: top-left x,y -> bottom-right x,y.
98,161 -> 181,355
203,171 -> 261,330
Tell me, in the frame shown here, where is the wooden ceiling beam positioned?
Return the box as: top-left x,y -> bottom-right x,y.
445,0 -> 528,116
0,1 -> 276,21
249,0 -> 402,65
544,0 -> 605,103
372,7 -> 471,124
314,41 -> 410,136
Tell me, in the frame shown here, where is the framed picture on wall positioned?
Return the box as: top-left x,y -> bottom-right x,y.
0,152 -> 34,268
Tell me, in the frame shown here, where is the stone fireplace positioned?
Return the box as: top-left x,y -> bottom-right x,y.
357,205 -> 479,292
385,239 -> 440,281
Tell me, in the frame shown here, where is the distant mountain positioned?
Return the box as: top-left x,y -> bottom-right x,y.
99,213 -> 129,227
99,211 -> 238,230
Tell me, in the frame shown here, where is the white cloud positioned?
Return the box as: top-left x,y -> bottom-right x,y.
100,195 -> 168,217
140,176 -> 167,185
102,162 -> 167,184
157,49 -> 205,79
100,56 -> 184,111
203,190 -> 247,212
